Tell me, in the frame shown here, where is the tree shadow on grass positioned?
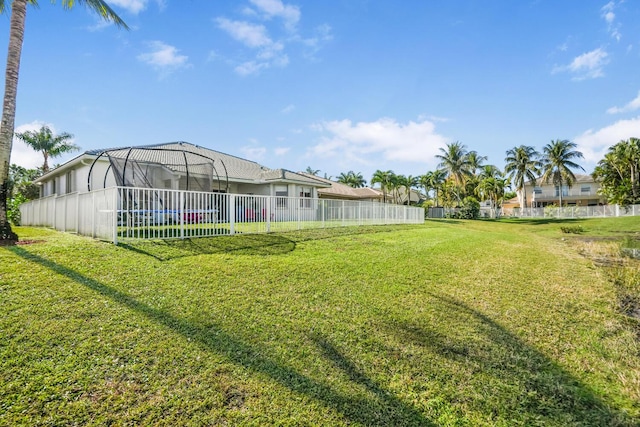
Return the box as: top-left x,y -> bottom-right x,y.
118,224 -> 421,261
119,233 -> 298,261
498,218 -> 584,226
385,292 -> 636,426
10,246 -> 434,426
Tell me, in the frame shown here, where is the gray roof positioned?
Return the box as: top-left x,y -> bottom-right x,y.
298,173 -> 383,200
528,173 -> 597,186
82,141 -> 329,187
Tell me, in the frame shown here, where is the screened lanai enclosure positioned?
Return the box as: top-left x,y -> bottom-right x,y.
88,146 -> 230,193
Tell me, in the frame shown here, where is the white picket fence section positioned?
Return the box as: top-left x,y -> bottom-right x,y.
437,204 -> 640,219
501,204 -> 640,219
19,186 -> 424,244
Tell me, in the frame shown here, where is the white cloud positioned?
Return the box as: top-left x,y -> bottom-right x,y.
249,0 -> 300,31
281,104 -> 295,114
574,116 -> 640,163
601,1 -> 622,41
552,48 -> 609,80
309,118 -> 449,166
216,18 -> 272,48
274,147 -> 290,156
607,91 -> 640,114
215,1 -> 330,75
10,121 -> 78,169
107,0 -> 148,14
137,41 -> 190,76
241,145 -> 267,160
216,18 -> 288,75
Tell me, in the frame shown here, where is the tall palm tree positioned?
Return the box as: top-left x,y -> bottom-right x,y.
467,151 -> 488,175
593,137 -> 640,205
435,141 -> 472,203
429,169 -> 447,207
371,169 -> 395,203
15,125 -> 78,172
504,145 -> 541,209
397,174 -> 418,205
305,166 -> 320,176
419,173 -> 433,202
337,170 -> 366,188
476,175 -> 507,218
540,139 -> 585,207
0,0 -> 127,243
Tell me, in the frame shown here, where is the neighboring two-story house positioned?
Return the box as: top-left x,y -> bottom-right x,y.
523,174 -> 606,207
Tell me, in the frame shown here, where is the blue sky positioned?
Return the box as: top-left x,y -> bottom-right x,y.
5,0 -> 640,183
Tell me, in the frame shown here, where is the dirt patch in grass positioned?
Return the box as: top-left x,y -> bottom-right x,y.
15,239 -> 44,245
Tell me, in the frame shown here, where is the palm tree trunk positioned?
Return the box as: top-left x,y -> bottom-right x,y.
0,0 -> 27,242
558,182 -> 563,207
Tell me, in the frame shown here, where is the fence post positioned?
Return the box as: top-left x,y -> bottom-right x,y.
113,188 -> 118,244
75,193 -> 80,233
266,195 -> 271,233
91,191 -> 96,238
229,194 -> 235,235
180,191 -> 185,239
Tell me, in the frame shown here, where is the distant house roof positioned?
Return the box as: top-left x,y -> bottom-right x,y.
298,173 -> 383,200
527,173 -> 596,186
39,141 -> 328,187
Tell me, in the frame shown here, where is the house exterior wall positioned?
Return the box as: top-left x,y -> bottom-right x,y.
523,176 -> 606,207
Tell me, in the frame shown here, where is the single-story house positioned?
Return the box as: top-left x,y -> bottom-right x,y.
34,141 -> 330,199
298,173 -> 385,202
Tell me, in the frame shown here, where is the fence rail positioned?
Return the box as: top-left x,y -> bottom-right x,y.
436,204 -> 640,219
20,186 -> 424,243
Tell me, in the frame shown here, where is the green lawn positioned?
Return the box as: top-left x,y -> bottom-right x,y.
1,219 -> 639,426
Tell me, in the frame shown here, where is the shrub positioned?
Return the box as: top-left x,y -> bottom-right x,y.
560,225 -> 584,234
456,197 -> 480,219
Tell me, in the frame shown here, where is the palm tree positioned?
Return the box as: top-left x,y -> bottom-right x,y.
419,173 -> 433,202
305,166 -> 320,176
435,141 -> 472,203
371,169 -> 395,203
397,174 -> 418,205
504,145 -> 541,209
15,125 -> 78,172
476,175 -> 507,217
540,139 -> 585,207
0,0 -> 127,243
467,151 -> 488,175
337,170 -> 366,188
429,169 -> 447,207
593,138 -> 640,205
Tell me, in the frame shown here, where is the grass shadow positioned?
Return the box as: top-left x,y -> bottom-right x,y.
10,246 -> 434,426
498,218 -> 584,225
119,224 -> 423,261
119,233 -> 298,261
384,292 -> 635,425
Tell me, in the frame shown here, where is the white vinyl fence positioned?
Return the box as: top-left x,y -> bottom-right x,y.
439,204 -> 640,219
20,186 -> 424,244
502,204 -> 640,219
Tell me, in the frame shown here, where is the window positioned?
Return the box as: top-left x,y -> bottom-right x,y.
65,171 -> 73,194
554,185 -> 568,197
581,185 -> 591,193
299,186 -> 312,208
51,179 -> 56,195
275,185 -> 288,208
533,187 -> 542,194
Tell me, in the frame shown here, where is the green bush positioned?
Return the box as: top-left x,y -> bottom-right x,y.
8,193 -> 27,226
456,197 -> 480,219
560,225 -> 584,234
